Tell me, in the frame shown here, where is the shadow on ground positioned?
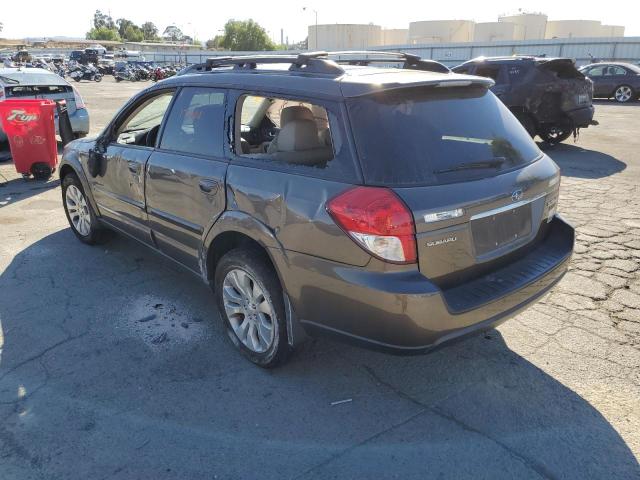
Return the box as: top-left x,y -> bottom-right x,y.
0,229 -> 638,479
542,143 -> 626,179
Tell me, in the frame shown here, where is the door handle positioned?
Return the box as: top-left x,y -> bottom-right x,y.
199,178 -> 219,194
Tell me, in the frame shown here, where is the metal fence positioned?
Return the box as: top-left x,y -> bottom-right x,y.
18,36 -> 640,67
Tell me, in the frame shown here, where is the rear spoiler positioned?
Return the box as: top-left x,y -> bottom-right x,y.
343,75 -> 494,98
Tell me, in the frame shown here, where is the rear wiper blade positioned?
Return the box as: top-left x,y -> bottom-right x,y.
434,158 -> 506,174
0,75 -> 20,85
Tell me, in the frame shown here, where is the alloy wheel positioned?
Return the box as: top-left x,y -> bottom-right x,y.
65,185 -> 91,236
615,86 -> 632,103
222,268 -> 275,353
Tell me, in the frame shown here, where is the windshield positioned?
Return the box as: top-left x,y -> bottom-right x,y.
347,86 -> 541,186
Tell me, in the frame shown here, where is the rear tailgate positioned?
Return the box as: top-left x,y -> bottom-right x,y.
537,58 -> 593,112
393,158 -> 559,284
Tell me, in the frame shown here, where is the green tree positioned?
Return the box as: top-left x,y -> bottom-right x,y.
116,18 -> 135,39
141,22 -> 158,41
87,26 -> 121,41
93,10 -> 115,30
206,36 -> 223,49
218,19 -> 274,51
124,25 -> 144,42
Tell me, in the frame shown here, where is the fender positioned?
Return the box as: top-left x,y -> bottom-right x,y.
201,209 -> 285,281
201,210 -> 308,347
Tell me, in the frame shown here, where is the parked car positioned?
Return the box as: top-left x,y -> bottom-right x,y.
58,53 -> 574,367
579,62 -> 640,103
453,56 -> 596,144
0,67 -> 90,143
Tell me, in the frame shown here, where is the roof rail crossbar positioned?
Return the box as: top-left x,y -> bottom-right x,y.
327,51 -> 450,73
187,52 -> 344,75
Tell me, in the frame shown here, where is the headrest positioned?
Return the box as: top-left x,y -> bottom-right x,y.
277,119 -> 321,152
280,106 -> 314,126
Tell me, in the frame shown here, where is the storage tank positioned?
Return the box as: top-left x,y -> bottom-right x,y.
498,13 -> 548,40
474,22 -> 525,42
600,25 -> 625,37
381,29 -> 408,46
307,24 -> 382,50
408,20 -> 475,44
545,20 -> 604,39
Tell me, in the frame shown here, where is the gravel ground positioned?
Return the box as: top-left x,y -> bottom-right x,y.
0,78 -> 639,479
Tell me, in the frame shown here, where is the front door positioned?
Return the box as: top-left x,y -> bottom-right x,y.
91,90 -> 175,243
145,87 -> 228,273
585,65 -> 612,97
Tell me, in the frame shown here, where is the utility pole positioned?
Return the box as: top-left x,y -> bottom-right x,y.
303,7 -> 318,49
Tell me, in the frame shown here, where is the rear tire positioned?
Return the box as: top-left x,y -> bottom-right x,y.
61,172 -> 106,245
214,248 -> 292,368
614,85 -> 634,103
539,122 -> 573,146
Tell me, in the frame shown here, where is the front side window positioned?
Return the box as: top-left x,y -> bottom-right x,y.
236,95 -> 335,168
115,91 -> 174,147
160,87 -> 226,157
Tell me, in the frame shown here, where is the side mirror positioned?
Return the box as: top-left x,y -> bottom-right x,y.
87,148 -> 103,177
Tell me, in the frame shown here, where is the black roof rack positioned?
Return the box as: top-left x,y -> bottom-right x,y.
178,52 -> 345,76
324,51 -> 450,73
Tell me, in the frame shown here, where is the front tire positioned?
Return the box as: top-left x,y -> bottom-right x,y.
214,248 -> 291,368
61,173 -> 106,244
614,85 -> 634,103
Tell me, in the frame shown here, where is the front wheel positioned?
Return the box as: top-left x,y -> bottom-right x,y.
94,75 -> 102,82
614,85 -> 634,103
214,248 -> 291,368
73,77 -> 81,82
62,173 -> 106,244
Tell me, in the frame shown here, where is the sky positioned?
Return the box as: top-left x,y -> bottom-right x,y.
2,0 -> 640,43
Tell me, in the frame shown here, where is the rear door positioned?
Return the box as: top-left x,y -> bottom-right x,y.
145,86 -> 228,272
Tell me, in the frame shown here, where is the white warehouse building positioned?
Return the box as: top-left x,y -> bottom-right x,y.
545,20 -> 606,39
408,20 -> 475,44
497,13 -> 548,41
307,24 -> 382,50
474,22 -> 525,42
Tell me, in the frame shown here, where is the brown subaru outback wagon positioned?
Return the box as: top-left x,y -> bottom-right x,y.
58,52 -> 574,367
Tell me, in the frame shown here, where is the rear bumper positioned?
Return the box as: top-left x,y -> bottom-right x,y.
278,215 -> 574,354
565,105 -> 595,128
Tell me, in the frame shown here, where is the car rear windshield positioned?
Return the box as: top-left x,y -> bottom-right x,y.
347,86 -> 541,186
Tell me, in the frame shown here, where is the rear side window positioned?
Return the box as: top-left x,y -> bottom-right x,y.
347,86 -> 541,187
506,64 -> 531,83
160,87 -> 226,157
475,64 -> 506,84
237,95 -> 335,168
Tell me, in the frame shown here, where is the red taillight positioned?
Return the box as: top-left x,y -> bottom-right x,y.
327,186 -> 417,264
72,87 -> 85,110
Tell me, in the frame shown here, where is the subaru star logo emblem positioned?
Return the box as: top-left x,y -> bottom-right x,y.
511,189 -> 523,202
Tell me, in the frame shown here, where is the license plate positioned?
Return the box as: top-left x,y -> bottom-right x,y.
471,205 -> 532,256
578,94 -> 589,104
